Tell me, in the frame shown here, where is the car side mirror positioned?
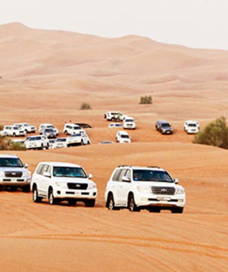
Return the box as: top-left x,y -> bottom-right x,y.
43,172 -> 51,178
174,178 -> 179,184
88,174 -> 93,179
122,176 -> 130,182
24,163 -> 28,168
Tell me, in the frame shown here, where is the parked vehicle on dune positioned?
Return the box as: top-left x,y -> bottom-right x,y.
155,120 -> 173,134
0,154 -> 31,192
105,165 -> 185,213
42,128 -> 57,139
67,131 -> 91,147
123,116 -> 136,129
105,112 -> 125,121
39,124 -> 59,135
2,125 -> 25,137
52,137 -> 68,148
184,120 -> 200,134
108,123 -> 123,128
63,123 -> 83,135
31,162 -> 97,206
24,135 -> 49,150
14,123 -> 36,133
116,130 -> 131,143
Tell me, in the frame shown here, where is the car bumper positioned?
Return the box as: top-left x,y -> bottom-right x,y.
0,178 -> 31,187
53,188 -> 98,200
135,194 -> 185,208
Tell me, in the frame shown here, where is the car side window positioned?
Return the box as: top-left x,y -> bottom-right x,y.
36,164 -> 44,174
112,169 -> 121,181
40,164 -> 50,176
118,169 -> 127,182
125,170 -> 131,181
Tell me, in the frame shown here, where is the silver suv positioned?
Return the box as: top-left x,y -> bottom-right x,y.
155,120 -> 173,134
105,165 -> 185,213
0,154 -> 31,192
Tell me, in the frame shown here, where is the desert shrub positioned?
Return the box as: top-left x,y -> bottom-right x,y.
0,136 -> 8,150
0,124 -> 3,130
193,116 -> 228,149
80,102 -> 92,110
8,140 -> 26,151
0,137 -> 26,151
139,95 -> 152,104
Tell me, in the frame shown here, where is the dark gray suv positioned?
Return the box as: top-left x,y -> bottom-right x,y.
155,120 -> 173,134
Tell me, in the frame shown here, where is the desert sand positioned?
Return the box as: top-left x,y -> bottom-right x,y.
0,23 -> 228,272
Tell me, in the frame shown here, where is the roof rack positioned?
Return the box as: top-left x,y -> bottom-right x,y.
147,166 -> 160,169
118,165 -> 131,168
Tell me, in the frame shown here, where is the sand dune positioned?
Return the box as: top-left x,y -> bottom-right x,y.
0,23 -> 228,271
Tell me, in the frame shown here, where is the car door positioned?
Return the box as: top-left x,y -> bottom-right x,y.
117,169 -> 132,206
39,164 -> 50,197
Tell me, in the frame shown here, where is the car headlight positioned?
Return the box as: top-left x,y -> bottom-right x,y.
176,188 -> 185,194
22,171 -> 31,177
88,183 -> 96,189
55,182 -> 67,188
137,186 -> 151,193
0,171 -> 4,177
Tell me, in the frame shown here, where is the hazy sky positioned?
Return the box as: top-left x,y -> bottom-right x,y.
1,0 -> 228,50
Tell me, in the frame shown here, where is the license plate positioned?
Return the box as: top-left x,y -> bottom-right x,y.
157,197 -> 170,201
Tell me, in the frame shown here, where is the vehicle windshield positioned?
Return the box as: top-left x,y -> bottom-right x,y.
53,166 -> 87,178
133,170 -> 173,183
0,157 -> 24,167
57,138 -> 66,142
121,135 -> 129,138
161,123 -> 170,127
188,124 -> 197,127
70,134 -> 81,137
44,129 -> 54,132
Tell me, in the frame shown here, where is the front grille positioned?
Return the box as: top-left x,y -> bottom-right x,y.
152,186 -> 175,195
5,171 -> 22,178
67,183 -> 88,190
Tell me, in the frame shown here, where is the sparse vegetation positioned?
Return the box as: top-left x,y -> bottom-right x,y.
80,102 -> 92,110
193,116 -> 228,149
139,95 -> 152,104
0,136 -> 26,151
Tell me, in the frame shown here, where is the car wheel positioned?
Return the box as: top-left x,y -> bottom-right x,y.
33,186 -> 42,203
81,140 -> 84,145
49,189 -> 57,205
106,193 -> 118,210
85,199 -> 95,207
128,194 -> 140,212
68,199 -> 77,206
171,207 -> 184,214
46,143 -> 49,150
22,185 -> 30,193
13,133 -> 16,137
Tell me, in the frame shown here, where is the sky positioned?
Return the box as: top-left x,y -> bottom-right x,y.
1,0 -> 228,50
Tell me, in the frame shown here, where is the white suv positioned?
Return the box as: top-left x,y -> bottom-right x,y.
14,123 -> 36,133
31,162 -> 97,206
63,123 -> 83,135
24,135 -> 49,150
2,125 -> 25,137
116,131 -> 131,143
67,131 -> 91,146
184,120 -> 200,134
39,124 -> 59,135
0,154 -> 31,192
123,117 -> 136,129
105,165 -> 185,213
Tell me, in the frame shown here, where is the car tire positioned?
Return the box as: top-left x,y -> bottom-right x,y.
85,199 -> 95,207
49,189 -> 57,205
128,194 -> 140,212
106,193 -> 118,210
22,185 -> 30,193
171,207 -> 184,214
33,186 -> 42,203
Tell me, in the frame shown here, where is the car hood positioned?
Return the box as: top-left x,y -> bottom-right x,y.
53,177 -> 95,184
0,167 -> 29,173
134,181 -> 183,188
